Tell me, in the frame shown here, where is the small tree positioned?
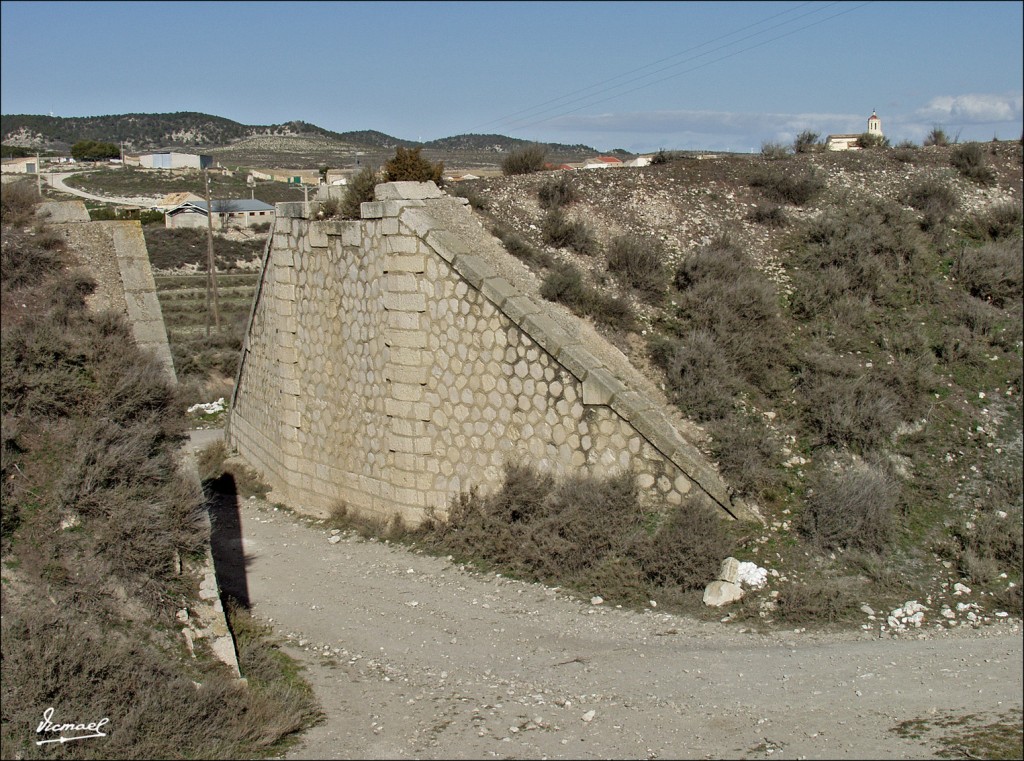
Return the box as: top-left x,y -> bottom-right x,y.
856,132 -> 890,149
501,144 -> 547,176
793,130 -> 821,154
383,147 -> 443,184
70,140 -> 120,162
339,166 -> 380,219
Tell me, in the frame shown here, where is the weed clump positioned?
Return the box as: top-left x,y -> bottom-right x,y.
540,262 -> 635,332
904,178 -> 959,230
339,166 -> 381,219
384,146 -> 443,184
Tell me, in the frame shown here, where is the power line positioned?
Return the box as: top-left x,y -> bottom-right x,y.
486,1 -> 871,140
472,1 -> 833,133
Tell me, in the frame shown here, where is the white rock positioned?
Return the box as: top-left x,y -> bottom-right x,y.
703,580 -> 744,607
590,596 -> 604,606
737,561 -> 768,589
581,710 -> 596,722
953,582 -> 972,595
718,557 -> 741,584
328,535 -> 341,544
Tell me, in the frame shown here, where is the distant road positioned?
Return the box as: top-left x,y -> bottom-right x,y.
45,171 -> 163,208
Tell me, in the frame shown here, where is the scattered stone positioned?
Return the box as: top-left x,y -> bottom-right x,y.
953,582 -> 972,596
590,596 -> 604,605
736,561 -> 768,589
581,710 -> 596,722
718,557 -> 741,584
328,535 -> 342,544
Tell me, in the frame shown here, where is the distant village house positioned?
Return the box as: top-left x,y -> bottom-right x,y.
826,111 -> 883,151
165,198 -> 275,230
1,156 -> 39,174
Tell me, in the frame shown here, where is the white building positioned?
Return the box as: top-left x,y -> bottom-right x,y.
826,111 -> 884,151
165,198 -> 275,230
131,152 -> 213,170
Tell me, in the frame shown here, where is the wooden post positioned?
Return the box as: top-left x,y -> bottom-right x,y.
204,170 -> 221,335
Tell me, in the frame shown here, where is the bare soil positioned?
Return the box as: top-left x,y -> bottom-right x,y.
206,468 -> 1023,760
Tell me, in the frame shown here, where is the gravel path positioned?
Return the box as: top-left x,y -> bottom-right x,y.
207,490 -> 1023,760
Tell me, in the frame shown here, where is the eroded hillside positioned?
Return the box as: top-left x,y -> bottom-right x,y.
453,141 -> 1023,623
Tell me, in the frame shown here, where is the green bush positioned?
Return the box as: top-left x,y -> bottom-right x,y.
605,234 -> 667,301
384,146 -> 443,184
501,144 -> 548,176
339,166 -> 380,219
540,209 -> 599,255
793,130 -> 821,153
70,139 -> 120,161
537,174 -> 577,210
951,143 -> 995,184
856,132 -> 890,149
799,462 -> 899,553
891,140 -> 919,164
924,127 -> 949,147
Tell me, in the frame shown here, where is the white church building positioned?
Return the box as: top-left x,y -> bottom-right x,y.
826,111 -> 883,151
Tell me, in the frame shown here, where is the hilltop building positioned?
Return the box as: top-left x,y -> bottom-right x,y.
826,111 -> 883,151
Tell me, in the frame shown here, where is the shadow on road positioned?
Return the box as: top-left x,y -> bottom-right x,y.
205,473 -> 253,609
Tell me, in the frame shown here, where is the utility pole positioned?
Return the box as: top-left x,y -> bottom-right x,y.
203,169 -> 221,335
36,153 -> 42,196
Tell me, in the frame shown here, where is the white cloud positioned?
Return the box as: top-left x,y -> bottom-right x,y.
914,93 -> 1023,124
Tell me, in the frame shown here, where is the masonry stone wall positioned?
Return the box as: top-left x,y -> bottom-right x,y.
229,183 -> 754,527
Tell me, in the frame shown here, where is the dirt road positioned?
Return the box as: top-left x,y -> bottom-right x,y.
206,486 -> 1022,760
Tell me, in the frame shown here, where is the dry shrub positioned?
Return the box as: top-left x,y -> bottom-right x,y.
502,144 -> 548,176
651,329 -> 737,422
951,143 -> 995,184
340,166 -> 380,219
796,362 -> 901,452
905,177 -> 959,229
629,496 -> 733,591
800,462 -> 899,553
670,237 -> 789,395
537,174 -> 578,210
540,209 -> 599,255
1,601 -> 318,759
747,204 -> 788,227
424,463 -> 734,601
790,199 -> 932,310
770,579 -> 860,624
493,226 -> 554,268
958,201 -> 1023,242
606,234 -> 667,301
748,166 -> 824,206
540,262 -> 635,332
0,179 -> 39,226
953,238 -> 1023,308
709,411 -> 786,499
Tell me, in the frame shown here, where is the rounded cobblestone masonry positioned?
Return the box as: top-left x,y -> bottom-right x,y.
230,198 -> 725,525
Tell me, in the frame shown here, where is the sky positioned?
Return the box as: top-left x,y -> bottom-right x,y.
2,1 -> 1022,154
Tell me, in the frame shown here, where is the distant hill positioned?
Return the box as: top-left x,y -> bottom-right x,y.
0,112 -> 599,159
